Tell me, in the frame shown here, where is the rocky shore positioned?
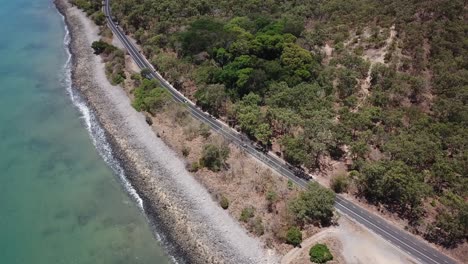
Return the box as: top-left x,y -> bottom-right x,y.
54,0 -> 276,263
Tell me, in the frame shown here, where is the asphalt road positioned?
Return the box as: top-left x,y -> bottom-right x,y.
102,1 -> 457,263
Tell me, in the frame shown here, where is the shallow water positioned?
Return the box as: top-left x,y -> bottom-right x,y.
0,0 -> 171,263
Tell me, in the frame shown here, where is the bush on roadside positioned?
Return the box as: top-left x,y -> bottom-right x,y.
140,68 -> 152,79
286,226 -> 302,247
132,79 -> 171,114
91,11 -> 106,26
309,243 -> 333,263
330,173 -> 349,193
289,182 -> 335,226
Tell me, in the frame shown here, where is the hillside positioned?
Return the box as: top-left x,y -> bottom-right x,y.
76,0 -> 467,250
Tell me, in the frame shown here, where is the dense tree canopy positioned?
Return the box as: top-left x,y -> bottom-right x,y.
289,182 -> 336,226
74,0 -> 468,248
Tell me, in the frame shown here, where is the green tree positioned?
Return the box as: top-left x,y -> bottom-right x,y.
92,11 -> 106,26
199,144 -> 230,171
425,194 -> 468,247
330,173 -> 349,193
195,84 -> 227,115
235,93 -> 265,137
132,79 -> 170,114
358,161 -> 428,218
336,68 -> 358,99
179,18 -> 229,56
198,123 -> 211,139
254,123 -> 272,146
282,135 -> 307,166
280,43 -> 318,85
301,111 -> 337,170
309,243 -> 333,263
286,226 -> 302,247
289,182 -> 335,225
91,40 -> 112,54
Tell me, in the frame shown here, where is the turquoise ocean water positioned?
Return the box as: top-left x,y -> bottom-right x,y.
0,0 -> 171,263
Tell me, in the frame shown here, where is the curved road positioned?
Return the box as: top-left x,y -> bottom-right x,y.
103,1 -> 456,263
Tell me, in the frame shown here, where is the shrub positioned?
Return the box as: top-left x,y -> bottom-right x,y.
182,146 -> 190,157
130,73 -> 142,87
132,79 -> 170,113
72,0 -> 100,14
266,190 -> 278,212
330,173 -> 349,193
287,180 -> 294,190
92,11 -> 106,26
199,143 -> 230,171
286,226 -> 302,247
188,161 -> 200,172
220,195 -> 229,209
72,0 -> 90,10
240,206 -> 255,222
199,123 -> 212,139
111,73 -> 125,85
91,40 -> 109,54
309,243 -> 333,263
250,217 -> 264,236
140,68 -> 152,79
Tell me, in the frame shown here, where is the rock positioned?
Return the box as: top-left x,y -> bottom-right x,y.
145,115 -> 153,126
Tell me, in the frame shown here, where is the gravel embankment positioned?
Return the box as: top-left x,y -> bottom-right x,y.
54,0 -> 277,263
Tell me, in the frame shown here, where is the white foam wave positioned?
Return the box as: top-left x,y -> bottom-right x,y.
57,14 -> 180,263
59,16 -> 143,210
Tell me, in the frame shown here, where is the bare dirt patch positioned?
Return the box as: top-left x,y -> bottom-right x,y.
282,217 -> 419,264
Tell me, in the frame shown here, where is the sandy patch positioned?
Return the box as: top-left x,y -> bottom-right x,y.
337,217 -> 418,264
282,217 -> 419,264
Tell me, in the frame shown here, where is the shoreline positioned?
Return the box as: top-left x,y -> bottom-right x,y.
54,0 -> 275,263
55,3 -> 183,263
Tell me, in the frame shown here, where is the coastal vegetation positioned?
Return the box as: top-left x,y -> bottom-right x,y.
108,0 -> 467,248
77,0 -> 466,252
91,40 -> 126,84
